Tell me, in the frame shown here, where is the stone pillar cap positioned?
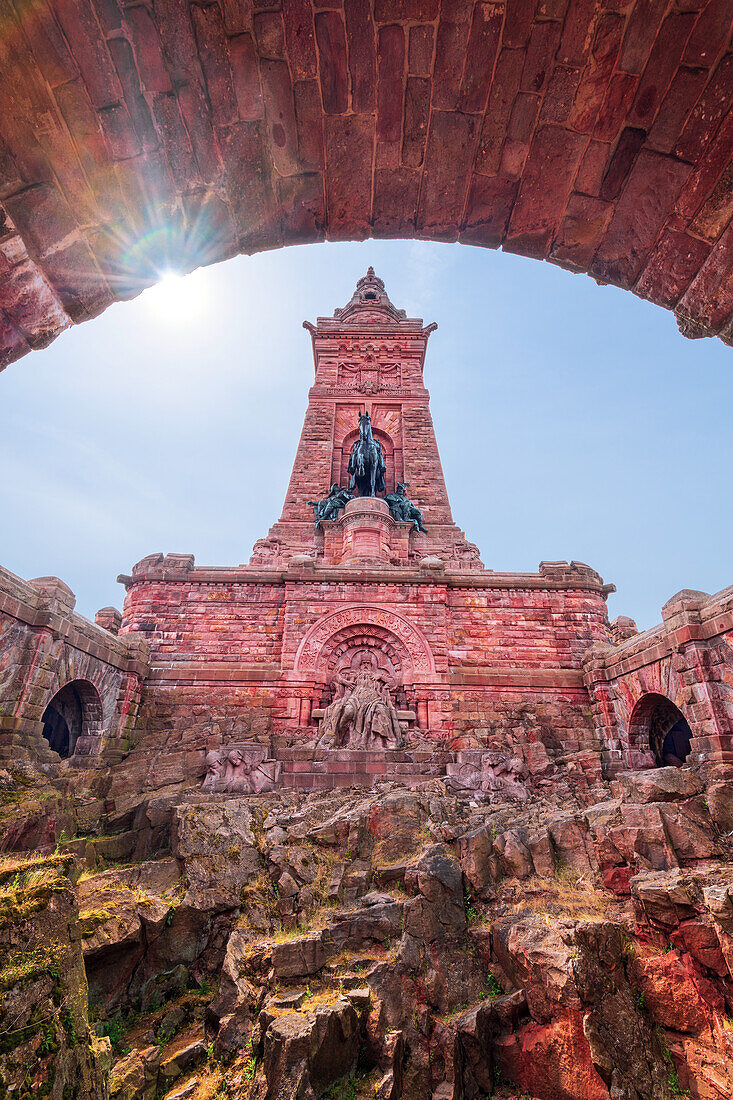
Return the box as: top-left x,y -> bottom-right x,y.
344,496 -> 390,516
29,576 -> 76,612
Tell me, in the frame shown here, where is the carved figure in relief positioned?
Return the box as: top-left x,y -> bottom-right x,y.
446,751 -> 530,802
454,542 -> 482,568
385,483 -> 427,532
348,412 -> 386,497
319,668 -> 402,750
202,746 -> 281,793
250,538 -> 281,565
307,484 -> 353,528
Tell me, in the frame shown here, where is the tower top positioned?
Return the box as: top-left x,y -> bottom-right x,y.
259,271 -> 481,571
332,268 -> 407,323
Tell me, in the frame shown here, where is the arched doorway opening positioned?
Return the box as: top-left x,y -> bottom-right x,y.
628,693 -> 693,768
41,680 -> 103,759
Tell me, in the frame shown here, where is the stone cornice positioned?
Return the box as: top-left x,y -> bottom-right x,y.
0,565 -> 149,676
118,556 -> 613,597
144,662 -> 584,690
583,585 -> 733,683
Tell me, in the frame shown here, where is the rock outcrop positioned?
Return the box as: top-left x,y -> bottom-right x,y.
2,764 -> 733,1099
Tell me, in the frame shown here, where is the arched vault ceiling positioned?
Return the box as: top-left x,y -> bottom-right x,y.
0,0 -> 731,367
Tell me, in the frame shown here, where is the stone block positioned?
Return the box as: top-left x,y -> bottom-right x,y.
617,768 -> 704,804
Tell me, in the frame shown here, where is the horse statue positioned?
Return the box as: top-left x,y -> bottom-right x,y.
348,412 -> 386,497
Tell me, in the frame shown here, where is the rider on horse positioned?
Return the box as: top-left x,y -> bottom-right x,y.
348,412 -> 386,497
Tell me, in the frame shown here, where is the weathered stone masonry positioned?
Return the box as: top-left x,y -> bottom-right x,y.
0,566 -> 149,767
1,272 -> 732,792
585,586 -> 733,773
0,0 -> 732,370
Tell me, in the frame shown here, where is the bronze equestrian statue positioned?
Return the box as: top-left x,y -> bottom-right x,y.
348,412 -> 386,497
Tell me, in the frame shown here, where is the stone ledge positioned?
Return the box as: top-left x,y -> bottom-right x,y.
117,563 -> 613,595
0,566 -> 148,675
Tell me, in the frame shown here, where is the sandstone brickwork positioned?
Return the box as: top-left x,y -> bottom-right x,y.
0,0 -> 732,370
107,274 -> 620,795
0,564 -> 149,767
585,586 -> 733,773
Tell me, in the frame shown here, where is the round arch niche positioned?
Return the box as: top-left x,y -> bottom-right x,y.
628,693 -> 693,768
333,426 -> 401,496
294,605 -> 437,684
41,680 -> 103,759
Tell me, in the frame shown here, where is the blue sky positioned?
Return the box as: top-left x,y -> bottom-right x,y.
1,240 -> 730,630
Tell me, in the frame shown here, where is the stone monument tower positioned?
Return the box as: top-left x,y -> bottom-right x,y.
117,271 -> 614,790
251,266 -> 483,571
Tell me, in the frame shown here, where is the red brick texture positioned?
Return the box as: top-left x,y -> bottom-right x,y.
261,269 -> 474,563
117,553 -> 615,779
0,0 -> 732,369
0,565 -> 148,766
584,587 -> 733,771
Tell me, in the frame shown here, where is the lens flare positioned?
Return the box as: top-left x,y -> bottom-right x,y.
142,268 -> 208,323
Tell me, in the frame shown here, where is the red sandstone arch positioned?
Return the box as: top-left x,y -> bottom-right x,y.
627,691 -> 693,766
40,677 -> 104,759
0,1 -> 731,369
320,623 -> 409,681
294,604 -> 437,681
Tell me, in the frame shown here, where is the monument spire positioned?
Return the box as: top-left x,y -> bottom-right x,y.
333,268 -> 407,322
250,273 -> 482,572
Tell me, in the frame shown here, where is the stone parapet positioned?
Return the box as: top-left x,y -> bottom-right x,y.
0,565 -> 149,766
0,566 -> 149,676
583,585 -> 733,774
118,554 -> 614,597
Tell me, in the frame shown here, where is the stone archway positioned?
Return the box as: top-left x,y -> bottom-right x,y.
628,692 -> 693,767
40,679 -> 104,760
335,426 -> 398,495
0,1 -> 731,369
294,604 -> 437,684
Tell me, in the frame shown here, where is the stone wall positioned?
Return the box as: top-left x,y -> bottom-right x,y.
258,269 -> 477,565
114,552 -> 613,794
0,565 -> 149,767
1,0 -> 732,369
583,586 -> 733,773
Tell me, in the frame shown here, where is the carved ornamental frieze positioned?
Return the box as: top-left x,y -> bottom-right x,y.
293,605 -> 436,682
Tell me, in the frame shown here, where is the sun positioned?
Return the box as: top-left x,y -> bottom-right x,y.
142,267 -> 208,323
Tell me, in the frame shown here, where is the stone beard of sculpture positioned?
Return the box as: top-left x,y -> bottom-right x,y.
348,412 -> 386,497
319,667 -> 402,750
384,482 -> 427,533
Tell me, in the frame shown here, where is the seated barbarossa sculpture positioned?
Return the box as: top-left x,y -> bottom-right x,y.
318,667 -> 403,751
384,482 -> 427,533
348,412 -> 386,497
307,483 -> 353,528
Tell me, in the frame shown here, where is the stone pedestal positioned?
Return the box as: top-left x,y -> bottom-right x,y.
322,497 -> 413,565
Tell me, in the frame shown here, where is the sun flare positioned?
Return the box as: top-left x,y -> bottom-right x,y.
143,268 -> 208,323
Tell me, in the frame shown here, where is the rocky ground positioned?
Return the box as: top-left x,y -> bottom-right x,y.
1,764 -> 733,1099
